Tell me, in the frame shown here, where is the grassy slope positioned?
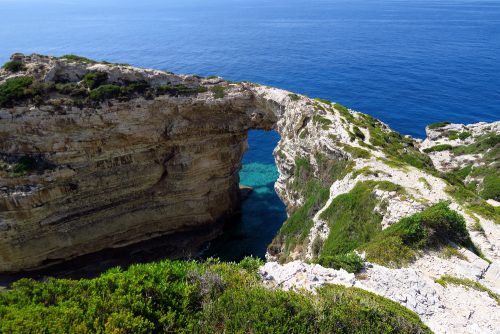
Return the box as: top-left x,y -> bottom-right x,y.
0,258 -> 432,334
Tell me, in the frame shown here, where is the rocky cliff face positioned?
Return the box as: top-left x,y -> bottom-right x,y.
0,54 -> 280,271
1,54 -> 499,333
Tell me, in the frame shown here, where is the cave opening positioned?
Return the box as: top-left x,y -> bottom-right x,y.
200,129 -> 287,261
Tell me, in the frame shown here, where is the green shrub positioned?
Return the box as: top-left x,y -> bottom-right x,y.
157,84 -> 207,96
0,259 -> 431,333
352,126 -> 365,140
481,175 -> 500,201
12,156 -> 37,175
428,121 -> 450,129
313,115 -> 332,129
2,60 -> 25,73
319,181 -> 384,256
89,84 -> 122,101
341,145 -> 371,159
55,83 -> 88,97
0,76 -> 33,107
317,252 -> 364,273
458,131 -> 471,140
210,85 -> 226,99
362,202 -> 477,267
435,275 -> 500,305
60,54 -> 97,64
423,144 -> 453,153
82,71 -> 108,89
288,93 -> 300,101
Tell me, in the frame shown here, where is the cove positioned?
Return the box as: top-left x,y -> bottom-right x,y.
201,130 -> 287,261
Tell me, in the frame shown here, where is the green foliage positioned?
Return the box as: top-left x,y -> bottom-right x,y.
89,84 -> 122,101
2,60 -> 25,73
312,115 -> 332,129
82,71 -> 108,89
362,202 -> 476,267
320,181 -> 384,256
428,121 -> 450,129
434,275 -> 500,305
11,156 -> 37,175
210,85 -> 226,99
54,83 -> 88,97
341,144 -> 371,159
317,252 -> 364,273
447,131 -> 471,140
458,131 -> 472,140
269,156 -> 352,261
352,126 -> 365,140
0,259 -> 431,333
157,84 -> 207,96
288,93 -> 300,101
423,144 -> 453,153
445,183 -> 500,224
60,54 -> 97,64
0,76 -> 33,107
440,245 -> 467,261
481,175 -> 500,201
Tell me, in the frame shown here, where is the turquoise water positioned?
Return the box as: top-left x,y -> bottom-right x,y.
1,0 -> 499,263
202,131 -> 286,260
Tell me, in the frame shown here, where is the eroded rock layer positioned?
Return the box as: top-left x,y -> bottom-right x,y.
0,54 -> 280,271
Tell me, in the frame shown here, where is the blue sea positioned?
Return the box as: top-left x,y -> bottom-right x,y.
1,0 -> 499,262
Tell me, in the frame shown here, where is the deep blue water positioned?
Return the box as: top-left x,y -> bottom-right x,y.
1,0 -> 499,262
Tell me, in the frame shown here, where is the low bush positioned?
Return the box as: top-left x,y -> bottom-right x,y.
59,54 -> 97,64
428,121 -> 450,129
423,144 -> 453,153
89,84 -> 122,101
11,156 -> 37,175
0,258 -> 431,333
362,202 -> 477,267
82,71 -> 108,89
156,84 -> 207,96
2,60 -> 25,73
481,175 -> 500,201
288,93 -> 300,101
435,275 -> 500,305
0,76 -> 33,107
317,251 -> 364,273
210,85 -> 226,99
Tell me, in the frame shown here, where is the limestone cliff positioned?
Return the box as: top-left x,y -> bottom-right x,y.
1,53 -> 499,333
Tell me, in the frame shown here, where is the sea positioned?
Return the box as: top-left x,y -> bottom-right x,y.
1,0 -> 499,266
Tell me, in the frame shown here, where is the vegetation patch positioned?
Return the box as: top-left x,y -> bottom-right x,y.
428,122 -> 451,130
481,175 -> 500,201
210,85 -> 226,99
0,258 -> 431,333
59,54 -> 98,64
288,93 -> 300,101
157,84 -> 207,96
319,181 -> 385,257
269,156 -> 353,262
312,115 -> 332,129
2,60 -> 25,73
341,144 -> 371,159
0,76 -> 34,107
435,275 -> 500,305
423,144 -> 453,153
82,71 -> 108,89
89,84 -> 122,101
316,252 -> 364,273
439,245 -> 468,261
362,202 -> 478,267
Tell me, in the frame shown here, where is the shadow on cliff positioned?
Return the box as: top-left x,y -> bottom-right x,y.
0,180 -> 286,287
